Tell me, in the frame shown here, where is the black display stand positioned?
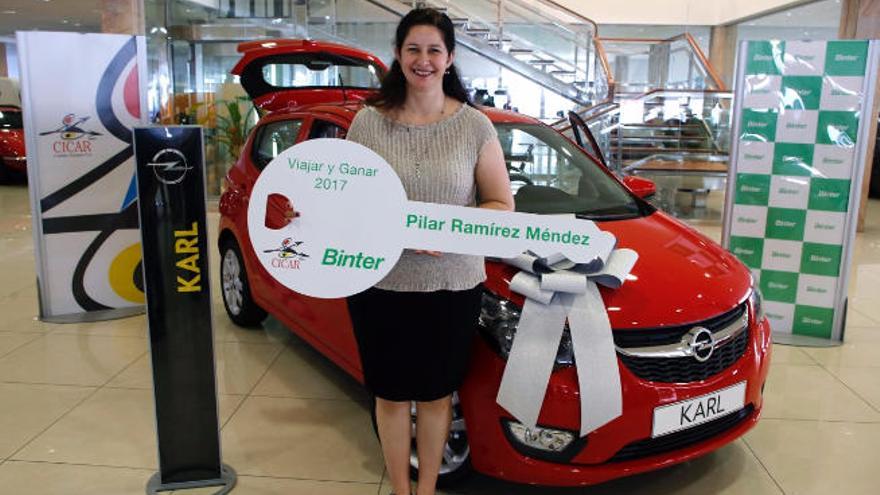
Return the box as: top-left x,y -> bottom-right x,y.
134,126 -> 236,494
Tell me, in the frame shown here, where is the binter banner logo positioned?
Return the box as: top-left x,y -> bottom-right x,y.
726,39 -> 875,340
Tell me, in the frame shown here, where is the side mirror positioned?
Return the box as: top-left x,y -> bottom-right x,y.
622,176 -> 657,199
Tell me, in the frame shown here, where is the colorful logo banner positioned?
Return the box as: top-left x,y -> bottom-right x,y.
17,32 -> 147,320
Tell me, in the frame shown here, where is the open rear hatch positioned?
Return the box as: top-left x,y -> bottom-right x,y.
232,39 -> 387,112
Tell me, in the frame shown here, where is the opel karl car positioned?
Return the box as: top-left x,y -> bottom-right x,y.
0,106 -> 26,182
218,39 -> 771,486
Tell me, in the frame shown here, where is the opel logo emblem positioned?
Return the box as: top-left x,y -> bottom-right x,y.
147,148 -> 192,185
684,327 -> 715,362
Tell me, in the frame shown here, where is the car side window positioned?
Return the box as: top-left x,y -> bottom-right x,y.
308,119 -> 346,140
253,119 -> 303,170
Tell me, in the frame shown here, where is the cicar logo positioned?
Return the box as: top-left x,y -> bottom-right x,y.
264,238 -> 309,270
40,113 -> 102,156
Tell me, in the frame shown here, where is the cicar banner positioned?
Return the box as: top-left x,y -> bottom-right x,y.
17,32 -> 147,321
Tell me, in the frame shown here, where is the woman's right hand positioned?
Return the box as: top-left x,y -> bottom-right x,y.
414,250 -> 442,257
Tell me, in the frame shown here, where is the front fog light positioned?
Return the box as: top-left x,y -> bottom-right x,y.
503,420 -> 577,455
510,423 -> 573,452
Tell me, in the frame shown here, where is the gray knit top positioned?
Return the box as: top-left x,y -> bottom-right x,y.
347,104 -> 497,292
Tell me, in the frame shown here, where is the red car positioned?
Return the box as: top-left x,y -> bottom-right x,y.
0,106 -> 26,182
218,39 -> 772,487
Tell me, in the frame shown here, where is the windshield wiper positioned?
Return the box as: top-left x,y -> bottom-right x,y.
575,204 -> 643,221
577,212 -> 639,221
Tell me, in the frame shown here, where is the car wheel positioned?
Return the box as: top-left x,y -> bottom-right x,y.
220,239 -> 267,327
370,392 -> 472,487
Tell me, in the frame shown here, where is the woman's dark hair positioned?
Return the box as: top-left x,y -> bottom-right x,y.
367,8 -> 472,109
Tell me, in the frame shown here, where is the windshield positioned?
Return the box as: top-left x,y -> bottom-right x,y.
0,109 -> 22,129
497,123 -> 645,220
261,53 -> 383,90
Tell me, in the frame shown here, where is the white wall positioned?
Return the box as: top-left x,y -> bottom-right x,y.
555,0 -> 808,26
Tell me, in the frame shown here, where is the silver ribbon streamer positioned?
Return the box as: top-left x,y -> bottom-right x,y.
496,248 -> 638,436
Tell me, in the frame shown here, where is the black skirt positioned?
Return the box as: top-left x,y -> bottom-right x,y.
346,286 -> 482,402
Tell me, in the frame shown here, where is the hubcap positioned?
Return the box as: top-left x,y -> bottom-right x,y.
222,248 -> 244,315
410,392 -> 469,475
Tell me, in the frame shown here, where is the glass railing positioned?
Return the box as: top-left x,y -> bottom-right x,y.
414,0 -> 611,105
616,90 -> 732,161
568,89 -> 733,220
561,89 -> 732,174
597,33 -> 724,95
556,29 -> 728,171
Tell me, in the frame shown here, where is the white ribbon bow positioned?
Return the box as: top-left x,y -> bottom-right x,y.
496,248 -> 638,436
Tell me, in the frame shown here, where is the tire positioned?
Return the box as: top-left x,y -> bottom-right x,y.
370,392 -> 473,487
219,238 -> 267,327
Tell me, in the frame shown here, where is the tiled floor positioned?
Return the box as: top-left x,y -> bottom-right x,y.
1,182 -> 878,495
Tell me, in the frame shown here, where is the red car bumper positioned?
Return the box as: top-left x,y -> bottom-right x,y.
459,315 -> 772,486
2,156 -> 26,174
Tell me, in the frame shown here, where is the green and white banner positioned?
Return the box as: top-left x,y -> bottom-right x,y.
723,40 -> 880,343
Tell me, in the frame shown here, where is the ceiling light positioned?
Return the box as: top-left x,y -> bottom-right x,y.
1,10 -> 16,14
61,19 -> 68,24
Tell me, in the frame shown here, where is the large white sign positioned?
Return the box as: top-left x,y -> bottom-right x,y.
18,32 -> 147,320
247,138 -> 618,299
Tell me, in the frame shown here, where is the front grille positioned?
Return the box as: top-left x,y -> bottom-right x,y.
613,304 -> 745,348
609,405 -> 754,463
619,327 -> 749,382
614,304 -> 749,383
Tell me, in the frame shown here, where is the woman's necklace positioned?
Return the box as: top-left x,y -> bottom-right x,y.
401,102 -> 446,180
410,126 -> 431,180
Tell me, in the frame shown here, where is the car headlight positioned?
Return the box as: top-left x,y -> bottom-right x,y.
478,291 -> 574,368
749,286 -> 764,323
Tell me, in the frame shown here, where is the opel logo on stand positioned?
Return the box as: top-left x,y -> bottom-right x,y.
147,148 -> 192,185
684,327 -> 716,362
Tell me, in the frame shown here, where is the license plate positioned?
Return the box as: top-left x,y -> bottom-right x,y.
652,381 -> 746,438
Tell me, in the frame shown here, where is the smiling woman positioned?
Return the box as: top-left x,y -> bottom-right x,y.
344,8 -> 513,495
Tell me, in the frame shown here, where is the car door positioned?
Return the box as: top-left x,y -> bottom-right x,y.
290,113 -> 362,370
242,111 -> 366,377
230,40 -> 387,378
